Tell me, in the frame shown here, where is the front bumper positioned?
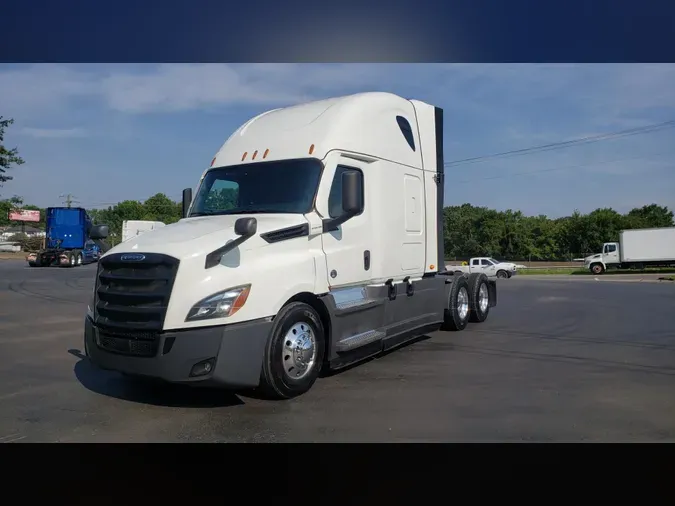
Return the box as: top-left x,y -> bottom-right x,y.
84,316 -> 273,389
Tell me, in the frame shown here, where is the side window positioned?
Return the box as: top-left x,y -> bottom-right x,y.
472,259 -> 480,266
480,259 -> 490,266
396,116 -> 416,151
607,244 -> 617,253
328,165 -> 364,218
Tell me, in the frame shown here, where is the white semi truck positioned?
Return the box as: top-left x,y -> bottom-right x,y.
84,92 -> 498,399
584,227 -> 675,274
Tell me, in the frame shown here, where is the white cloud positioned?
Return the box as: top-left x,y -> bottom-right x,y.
19,127 -> 88,139
1,63 -> 674,124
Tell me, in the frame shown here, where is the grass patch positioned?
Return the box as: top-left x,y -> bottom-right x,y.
0,251 -> 25,260
518,268 -> 584,275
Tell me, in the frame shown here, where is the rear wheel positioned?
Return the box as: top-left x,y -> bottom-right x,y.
468,273 -> 490,323
76,252 -> 83,266
442,274 -> 470,331
69,253 -> 76,267
259,302 -> 326,400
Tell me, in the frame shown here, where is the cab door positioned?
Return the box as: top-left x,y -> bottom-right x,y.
481,258 -> 497,276
316,153 -> 372,288
603,243 -> 620,265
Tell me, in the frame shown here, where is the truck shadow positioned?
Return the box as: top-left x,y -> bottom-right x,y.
68,349 -> 245,408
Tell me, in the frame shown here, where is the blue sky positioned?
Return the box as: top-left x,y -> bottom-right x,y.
1,63 -> 674,218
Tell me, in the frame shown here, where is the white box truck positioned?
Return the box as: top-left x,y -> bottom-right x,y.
584,226 -> 675,274
122,220 -> 165,243
84,92 -> 499,399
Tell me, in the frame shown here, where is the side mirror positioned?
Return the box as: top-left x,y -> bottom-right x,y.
341,170 -> 364,215
234,217 -> 257,237
182,188 -> 193,218
90,224 -> 109,239
322,170 -> 364,233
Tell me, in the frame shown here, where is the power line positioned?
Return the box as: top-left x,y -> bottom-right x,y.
444,120 -> 675,168
59,193 -> 79,208
450,150 -> 674,184
82,194 -> 182,209
78,121 -> 675,209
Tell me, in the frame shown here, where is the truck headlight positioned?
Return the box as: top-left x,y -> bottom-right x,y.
185,285 -> 251,322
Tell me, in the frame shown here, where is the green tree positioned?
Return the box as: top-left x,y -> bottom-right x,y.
0,117 -> 25,193
0,195 -> 27,227
142,193 -> 181,224
624,204 -> 674,229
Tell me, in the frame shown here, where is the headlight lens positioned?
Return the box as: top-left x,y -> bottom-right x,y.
185,284 -> 251,322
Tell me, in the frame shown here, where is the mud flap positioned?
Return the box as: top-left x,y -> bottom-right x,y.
487,280 -> 497,307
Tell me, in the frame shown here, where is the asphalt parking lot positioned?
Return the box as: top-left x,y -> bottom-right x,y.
1,259 -> 674,443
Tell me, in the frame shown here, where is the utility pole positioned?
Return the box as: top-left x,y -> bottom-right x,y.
59,193 -> 79,208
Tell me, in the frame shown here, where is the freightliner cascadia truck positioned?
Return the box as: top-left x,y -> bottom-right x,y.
84,92 -> 498,399
26,207 -> 109,267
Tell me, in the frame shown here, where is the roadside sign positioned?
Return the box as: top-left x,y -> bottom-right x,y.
8,209 -> 41,222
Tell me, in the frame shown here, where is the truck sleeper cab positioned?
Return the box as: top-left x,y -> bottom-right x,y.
84,92 -> 498,399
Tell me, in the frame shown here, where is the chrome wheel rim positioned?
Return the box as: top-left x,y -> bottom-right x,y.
478,283 -> 489,313
457,287 -> 469,320
282,321 -> 317,381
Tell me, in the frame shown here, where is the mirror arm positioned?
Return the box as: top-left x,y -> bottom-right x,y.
321,211 -> 356,233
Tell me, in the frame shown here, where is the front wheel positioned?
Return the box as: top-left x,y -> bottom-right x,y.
590,263 -> 604,275
496,270 -> 508,279
259,302 -> 326,400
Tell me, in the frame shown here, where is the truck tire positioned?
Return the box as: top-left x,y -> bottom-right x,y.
68,253 -> 77,268
468,273 -> 490,323
590,263 -> 604,275
496,270 -> 508,279
441,274 -> 470,331
259,302 -> 326,400
73,251 -> 83,266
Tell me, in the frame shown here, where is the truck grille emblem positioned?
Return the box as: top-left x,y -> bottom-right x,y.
120,254 -> 146,262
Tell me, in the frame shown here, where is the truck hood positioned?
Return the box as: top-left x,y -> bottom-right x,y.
103,214 -> 307,260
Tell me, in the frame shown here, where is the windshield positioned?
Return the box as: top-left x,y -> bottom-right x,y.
189,159 -> 323,217
488,258 -> 500,264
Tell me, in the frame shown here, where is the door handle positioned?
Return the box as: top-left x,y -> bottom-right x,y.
364,250 -> 370,271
